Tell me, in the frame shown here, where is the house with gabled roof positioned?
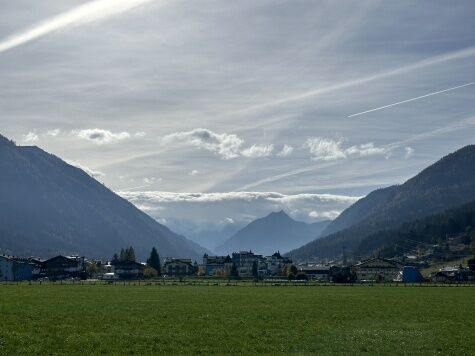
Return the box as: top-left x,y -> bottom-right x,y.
202,254 -> 233,276
163,258 -> 195,276
42,255 -> 84,280
351,257 -> 402,282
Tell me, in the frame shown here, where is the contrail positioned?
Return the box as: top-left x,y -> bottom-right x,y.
229,46 -> 475,115
0,0 -> 155,54
348,81 -> 475,118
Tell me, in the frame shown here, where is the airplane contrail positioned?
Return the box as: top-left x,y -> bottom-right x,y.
0,0 -> 156,54
229,46 -> 475,116
348,81 -> 475,118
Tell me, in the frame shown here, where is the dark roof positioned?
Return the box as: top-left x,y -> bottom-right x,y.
353,257 -> 402,268
43,255 -> 83,264
112,260 -> 144,268
164,258 -> 193,266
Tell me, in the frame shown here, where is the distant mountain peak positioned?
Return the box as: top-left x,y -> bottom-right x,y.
215,211 -> 331,256
267,210 -> 290,219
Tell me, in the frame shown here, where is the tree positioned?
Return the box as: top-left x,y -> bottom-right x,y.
86,262 -> 99,278
143,266 -> 158,279
468,258 -> 475,271
289,265 -> 298,275
230,263 -> 239,278
147,247 -> 161,275
126,246 -> 136,262
119,248 -> 126,262
111,253 -> 119,264
287,265 -> 298,281
252,261 -> 258,278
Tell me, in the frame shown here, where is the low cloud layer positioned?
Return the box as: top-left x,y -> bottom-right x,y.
118,190 -> 361,249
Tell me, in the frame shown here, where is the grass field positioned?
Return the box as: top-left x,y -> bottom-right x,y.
0,284 -> 474,355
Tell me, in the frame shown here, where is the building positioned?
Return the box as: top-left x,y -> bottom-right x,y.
163,258 -> 195,276
351,257 -> 402,282
266,252 -> 292,276
298,265 -> 331,281
111,261 -> 145,279
232,251 -> 267,277
42,255 -> 85,280
401,266 -> 424,283
0,255 -> 35,281
430,266 -> 474,283
202,254 -> 233,276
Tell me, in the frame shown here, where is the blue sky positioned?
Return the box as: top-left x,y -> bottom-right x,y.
1,1 -> 474,246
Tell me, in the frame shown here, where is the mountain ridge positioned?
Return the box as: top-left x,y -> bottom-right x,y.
290,145 -> 475,261
0,135 -> 207,260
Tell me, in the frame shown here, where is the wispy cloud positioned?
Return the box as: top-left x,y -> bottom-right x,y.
22,132 -> 39,143
143,177 -> 162,184
45,129 -> 61,137
162,128 -> 244,159
73,128 -> 131,144
305,138 -> 347,161
241,144 -> 274,158
349,81 -> 475,118
305,138 -> 388,161
277,145 -> 294,157
162,128 -> 275,160
404,147 -> 415,159
0,0 -> 155,54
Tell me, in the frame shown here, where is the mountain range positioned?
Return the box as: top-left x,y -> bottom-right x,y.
289,145 -> 475,261
215,210 -> 330,256
0,134 -> 207,260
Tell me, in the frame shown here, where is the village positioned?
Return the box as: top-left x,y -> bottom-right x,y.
1,248 -> 474,284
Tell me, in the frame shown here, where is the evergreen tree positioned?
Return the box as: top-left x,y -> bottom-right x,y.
230,263 -> 239,278
127,246 -> 136,262
119,248 -> 126,262
147,247 -> 161,275
111,253 -> 119,264
252,261 -> 258,278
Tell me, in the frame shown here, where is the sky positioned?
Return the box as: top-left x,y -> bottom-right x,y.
1,1 -> 474,249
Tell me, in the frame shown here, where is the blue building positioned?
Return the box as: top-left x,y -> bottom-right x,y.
402,266 -> 424,283
0,255 -> 34,281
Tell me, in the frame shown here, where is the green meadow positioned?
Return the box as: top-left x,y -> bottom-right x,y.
0,284 -> 474,355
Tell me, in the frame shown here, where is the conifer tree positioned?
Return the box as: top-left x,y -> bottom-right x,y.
147,247 -> 161,275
